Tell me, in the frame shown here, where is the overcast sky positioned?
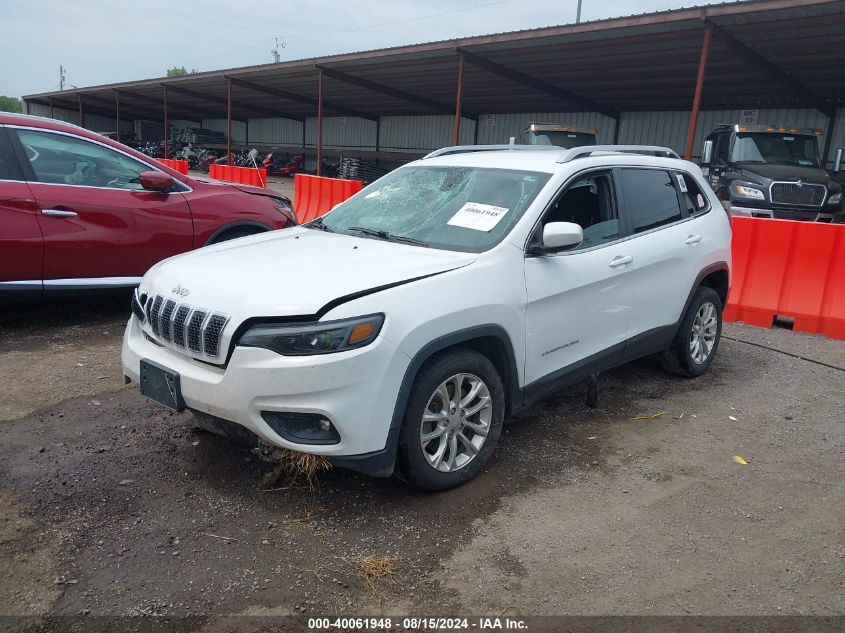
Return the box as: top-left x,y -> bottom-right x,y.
1,0 -> 730,98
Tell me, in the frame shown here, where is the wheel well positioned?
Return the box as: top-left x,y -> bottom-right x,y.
699,269 -> 729,307
206,221 -> 268,245
440,336 -> 517,415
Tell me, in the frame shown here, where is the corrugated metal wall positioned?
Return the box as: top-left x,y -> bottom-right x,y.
476,112 -> 616,145
20,101 -> 845,169
201,119 -> 246,144
25,102 -> 132,133
248,118 -> 303,146
379,115 -> 476,152
304,117 -> 377,150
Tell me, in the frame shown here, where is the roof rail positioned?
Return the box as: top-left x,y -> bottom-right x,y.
422,144 -> 561,159
556,145 -> 680,163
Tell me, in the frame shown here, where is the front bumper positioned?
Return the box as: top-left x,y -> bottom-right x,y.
729,205 -> 841,222
122,316 -> 410,465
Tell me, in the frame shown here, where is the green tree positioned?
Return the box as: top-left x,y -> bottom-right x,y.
0,95 -> 22,113
166,66 -> 198,77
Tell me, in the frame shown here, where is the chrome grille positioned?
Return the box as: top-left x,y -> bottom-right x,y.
133,294 -> 229,359
159,300 -> 176,342
770,182 -> 826,207
149,296 -> 164,336
186,310 -> 208,353
172,305 -> 191,347
203,314 -> 228,356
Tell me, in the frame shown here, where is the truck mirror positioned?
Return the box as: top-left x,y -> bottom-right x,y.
701,140 -> 713,166
833,148 -> 843,173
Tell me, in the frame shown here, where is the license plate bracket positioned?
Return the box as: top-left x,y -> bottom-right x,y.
139,359 -> 185,412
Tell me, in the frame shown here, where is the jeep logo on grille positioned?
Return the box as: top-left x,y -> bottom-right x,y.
171,284 -> 191,297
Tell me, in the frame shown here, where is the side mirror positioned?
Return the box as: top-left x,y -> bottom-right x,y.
701,140 -> 713,166
139,171 -> 175,192
833,148 -> 843,173
534,221 -> 583,253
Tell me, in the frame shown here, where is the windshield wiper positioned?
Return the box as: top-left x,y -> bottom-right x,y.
346,226 -> 429,247
307,217 -> 335,232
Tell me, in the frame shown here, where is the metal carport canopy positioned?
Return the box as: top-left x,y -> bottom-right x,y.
23,0 -> 845,124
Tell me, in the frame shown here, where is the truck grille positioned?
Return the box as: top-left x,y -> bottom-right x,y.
133,292 -> 230,359
770,182 -> 826,207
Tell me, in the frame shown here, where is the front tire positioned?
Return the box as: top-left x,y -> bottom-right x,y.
661,286 -> 723,377
397,349 -> 505,491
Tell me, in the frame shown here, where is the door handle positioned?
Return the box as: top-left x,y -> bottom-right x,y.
41,209 -> 78,218
608,255 -> 633,268
685,234 -> 702,245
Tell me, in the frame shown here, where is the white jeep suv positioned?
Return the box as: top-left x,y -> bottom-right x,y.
122,145 -> 731,490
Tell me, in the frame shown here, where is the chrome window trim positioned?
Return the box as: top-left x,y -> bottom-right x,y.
4,124 -> 193,194
0,281 -> 43,290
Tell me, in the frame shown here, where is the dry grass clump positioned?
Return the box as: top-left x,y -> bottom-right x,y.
260,448 -> 332,490
357,555 -> 396,590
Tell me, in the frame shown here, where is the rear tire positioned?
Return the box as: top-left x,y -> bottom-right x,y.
660,286 -> 723,377
397,349 -> 505,491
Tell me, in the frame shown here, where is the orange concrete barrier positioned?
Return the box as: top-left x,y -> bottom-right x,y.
293,174 -> 363,223
156,158 -> 188,175
725,216 -> 845,340
208,164 -> 268,188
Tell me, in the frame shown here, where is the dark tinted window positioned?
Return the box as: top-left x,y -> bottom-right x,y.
713,133 -> 730,163
0,130 -> 17,180
619,168 -> 683,233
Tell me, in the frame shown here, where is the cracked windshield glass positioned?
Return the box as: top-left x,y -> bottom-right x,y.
315,166 -> 552,252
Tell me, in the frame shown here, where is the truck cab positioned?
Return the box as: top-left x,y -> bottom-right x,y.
520,123 -> 597,149
700,124 -> 843,222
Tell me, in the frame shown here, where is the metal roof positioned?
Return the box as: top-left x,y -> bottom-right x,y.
23,0 -> 845,122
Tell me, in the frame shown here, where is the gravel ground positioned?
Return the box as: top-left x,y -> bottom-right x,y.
0,298 -> 843,630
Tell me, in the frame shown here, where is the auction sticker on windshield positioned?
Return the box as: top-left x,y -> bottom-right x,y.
447,202 -> 510,232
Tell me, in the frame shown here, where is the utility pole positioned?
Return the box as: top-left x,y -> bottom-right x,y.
271,37 -> 285,63
59,65 -> 66,91
576,0 -> 583,23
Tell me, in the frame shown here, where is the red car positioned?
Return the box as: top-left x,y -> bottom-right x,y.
0,113 -> 295,296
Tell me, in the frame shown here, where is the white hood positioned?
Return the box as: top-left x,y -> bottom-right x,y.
143,227 -> 477,321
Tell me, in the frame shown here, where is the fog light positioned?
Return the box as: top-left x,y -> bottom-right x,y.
261,411 -> 340,445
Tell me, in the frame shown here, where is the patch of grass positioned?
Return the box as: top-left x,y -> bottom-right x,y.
260,449 -> 332,490
356,555 -> 396,590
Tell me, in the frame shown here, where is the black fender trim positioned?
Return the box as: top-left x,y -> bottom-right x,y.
206,221 -> 271,245
331,325 -> 520,478
680,261 -> 730,323
390,324 -> 521,431
326,427 -> 401,478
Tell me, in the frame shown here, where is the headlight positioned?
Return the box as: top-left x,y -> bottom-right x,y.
828,192 -> 841,205
239,314 -> 384,356
734,185 -> 765,200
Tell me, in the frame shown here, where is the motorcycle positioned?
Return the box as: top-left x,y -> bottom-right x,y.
262,152 -> 303,177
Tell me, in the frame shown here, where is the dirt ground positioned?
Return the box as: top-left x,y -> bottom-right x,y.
0,296 -> 843,630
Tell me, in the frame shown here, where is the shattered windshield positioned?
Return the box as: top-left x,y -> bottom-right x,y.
314,166 -> 552,252
732,133 -> 820,167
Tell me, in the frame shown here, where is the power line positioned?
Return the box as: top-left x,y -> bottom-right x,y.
193,0 -> 511,66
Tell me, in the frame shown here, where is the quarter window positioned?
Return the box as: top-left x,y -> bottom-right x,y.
618,168 -> 683,233
675,172 -> 708,215
13,129 -> 151,190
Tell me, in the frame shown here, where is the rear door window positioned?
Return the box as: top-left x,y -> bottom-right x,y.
617,168 -> 684,234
